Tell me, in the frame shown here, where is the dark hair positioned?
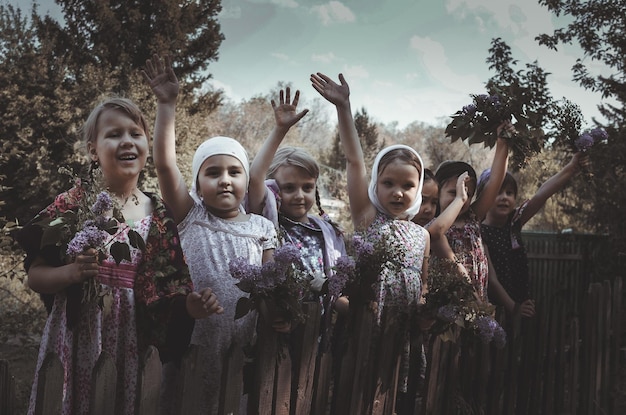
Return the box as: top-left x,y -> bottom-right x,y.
434,160 -> 477,188
378,148 -> 423,177
476,169 -> 518,198
423,168 -> 436,184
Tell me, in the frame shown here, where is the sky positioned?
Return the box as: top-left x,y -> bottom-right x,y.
19,0 -> 614,129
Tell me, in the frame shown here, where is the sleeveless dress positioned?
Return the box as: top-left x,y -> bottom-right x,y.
178,201 -> 277,414
16,191 -> 194,415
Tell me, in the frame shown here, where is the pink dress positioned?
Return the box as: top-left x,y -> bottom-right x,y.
443,209 -> 489,301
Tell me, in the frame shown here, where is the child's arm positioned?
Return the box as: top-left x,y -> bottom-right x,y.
427,172 -> 469,259
248,88 -> 309,214
186,287 -> 224,318
143,54 -> 193,224
27,249 -> 99,294
472,121 -> 513,220
518,152 -> 589,226
311,73 -> 375,228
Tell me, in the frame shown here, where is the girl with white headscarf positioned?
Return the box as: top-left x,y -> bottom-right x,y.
146,55 -> 276,414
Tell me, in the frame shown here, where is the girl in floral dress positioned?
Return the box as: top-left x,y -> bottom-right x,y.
247,87 -> 346,328
145,55 -> 277,414
15,97 -> 220,415
312,72 -> 429,410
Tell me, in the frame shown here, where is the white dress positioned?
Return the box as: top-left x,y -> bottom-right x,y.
178,202 -> 276,414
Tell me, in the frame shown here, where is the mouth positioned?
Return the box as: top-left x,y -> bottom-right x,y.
118,153 -> 138,161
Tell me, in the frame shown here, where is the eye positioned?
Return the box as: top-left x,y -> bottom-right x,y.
303,184 -> 315,192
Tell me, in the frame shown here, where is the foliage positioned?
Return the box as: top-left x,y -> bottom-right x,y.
446,38 -> 554,169
424,257 -> 506,348
229,243 -> 312,326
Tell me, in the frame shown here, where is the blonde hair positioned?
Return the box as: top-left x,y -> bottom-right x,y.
267,146 -> 319,180
81,97 -> 150,145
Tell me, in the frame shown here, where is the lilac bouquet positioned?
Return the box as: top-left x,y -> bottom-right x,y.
574,127 -> 607,152
424,257 -> 506,348
446,92 -> 546,168
35,167 -> 145,306
229,243 -> 311,325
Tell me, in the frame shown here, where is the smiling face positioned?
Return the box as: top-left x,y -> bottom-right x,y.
375,159 -> 421,218
488,183 -> 517,220
196,155 -> 247,219
88,108 -> 149,186
413,179 -> 438,226
273,165 -> 317,223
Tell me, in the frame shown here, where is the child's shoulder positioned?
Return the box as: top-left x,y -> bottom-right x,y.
248,212 -> 276,230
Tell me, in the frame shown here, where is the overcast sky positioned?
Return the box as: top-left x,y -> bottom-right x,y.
20,0 -> 614,128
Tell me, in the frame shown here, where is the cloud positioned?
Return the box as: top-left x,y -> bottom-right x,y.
409,35 -> 483,93
270,0 -> 299,8
218,5 -> 242,19
311,1 -> 356,26
271,52 -> 290,61
311,52 -> 337,64
342,64 -> 369,80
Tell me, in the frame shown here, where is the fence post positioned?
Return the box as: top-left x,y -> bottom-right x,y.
33,352 -> 63,415
611,277 -> 623,415
89,350 -> 117,415
219,342 -> 244,415
136,346 -> 161,415
291,301 -> 321,415
0,360 -> 15,415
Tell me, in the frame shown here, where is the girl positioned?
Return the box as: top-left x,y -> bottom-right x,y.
144,55 -> 277,414
14,97 -> 220,415
412,168 -> 439,227
478,152 -> 589,317
428,121 -> 511,302
247,87 -> 347,311
312,72 -> 429,406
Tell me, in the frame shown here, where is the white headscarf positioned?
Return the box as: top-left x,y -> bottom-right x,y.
190,136 -> 250,204
367,144 -> 424,220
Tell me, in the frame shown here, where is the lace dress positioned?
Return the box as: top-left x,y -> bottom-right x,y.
178,202 -> 277,414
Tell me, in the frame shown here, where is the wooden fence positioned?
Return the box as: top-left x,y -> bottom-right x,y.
1,232 -> 623,414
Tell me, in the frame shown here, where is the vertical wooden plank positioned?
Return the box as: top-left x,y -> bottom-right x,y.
33,352 -> 64,415
219,342 -> 244,415
0,360 -> 15,415
90,351 -> 117,415
176,345 -> 202,415
273,343 -> 292,415
310,350 -> 332,415
600,281 -> 612,412
136,346 -> 162,415
291,302 -> 321,415
544,302 -> 558,414
611,277 -> 623,415
345,305 -> 373,415
371,310 -> 402,415
567,318 -> 580,415
250,322 -> 279,415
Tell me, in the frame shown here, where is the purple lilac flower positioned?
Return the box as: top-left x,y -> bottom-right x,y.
66,225 -> 107,258
475,315 -> 498,344
260,261 -> 286,290
437,304 -> 459,322
575,132 -> 594,152
462,104 -> 477,117
229,257 -> 262,293
330,256 -> 355,297
589,127 -> 608,143
91,191 -> 113,215
273,243 -> 301,266
353,235 -> 374,258
493,325 -> 507,349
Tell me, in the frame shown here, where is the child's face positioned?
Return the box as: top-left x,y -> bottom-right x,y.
273,165 -> 317,223
438,176 -> 474,215
413,179 -> 438,226
376,159 -> 421,218
197,155 -> 247,219
89,108 -> 148,183
489,184 -> 517,219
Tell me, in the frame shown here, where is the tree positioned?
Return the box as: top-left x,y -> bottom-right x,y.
536,0 -> 626,271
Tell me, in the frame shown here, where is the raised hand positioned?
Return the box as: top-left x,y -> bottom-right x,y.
187,287 -> 224,319
272,87 -> 309,131
310,72 -> 350,108
456,171 -> 470,203
142,54 -> 179,104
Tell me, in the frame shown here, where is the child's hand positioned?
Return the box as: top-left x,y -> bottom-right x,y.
516,299 -> 536,318
272,87 -> 309,132
186,288 -> 224,319
142,54 -> 179,104
310,72 -> 350,108
71,248 -> 99,283
572,152 -> 591,171
455,172 -> 470,203
496,119 -> 516,139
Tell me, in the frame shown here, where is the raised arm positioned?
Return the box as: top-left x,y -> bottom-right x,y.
248,87 -> 309,214
472,121 -> 512,220
311,73 -> 374,228
142,54 -> 193,224
428,172 -> 469,259
518,152 -> 588,226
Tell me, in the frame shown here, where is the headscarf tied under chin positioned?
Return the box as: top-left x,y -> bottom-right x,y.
190,136 -> 250,204
367,144 -> 425,220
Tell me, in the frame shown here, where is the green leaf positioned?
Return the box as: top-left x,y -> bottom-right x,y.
234,297 -> 252,320
127,230 -> 146,251
40,225 -> 66,248
103,219 -> 119,235
110,241 -> 131,265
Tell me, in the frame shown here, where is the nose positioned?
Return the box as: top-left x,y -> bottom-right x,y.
218,172 -> 231,186
392,188 -> 403,198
